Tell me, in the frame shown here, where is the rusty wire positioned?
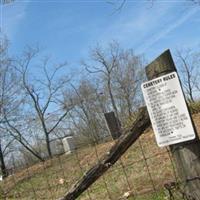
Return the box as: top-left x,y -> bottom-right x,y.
0,135 -> 182,200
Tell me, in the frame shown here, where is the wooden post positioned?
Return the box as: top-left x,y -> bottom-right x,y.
58,107 -> 150,200
104,111 -> 121,140
145,49 -> 200,200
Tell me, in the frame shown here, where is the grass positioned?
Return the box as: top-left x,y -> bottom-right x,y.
0,112 -> 200,200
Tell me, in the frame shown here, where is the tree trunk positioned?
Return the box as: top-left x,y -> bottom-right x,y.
145,49 -> 200,200
21,141 -> 44,161
0,141 -> 7,179
46,133 -> 52,158
107,78 -> 119,119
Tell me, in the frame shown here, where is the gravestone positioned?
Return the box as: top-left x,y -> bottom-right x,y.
104,111 -> 121,140
62,136 -> 76,154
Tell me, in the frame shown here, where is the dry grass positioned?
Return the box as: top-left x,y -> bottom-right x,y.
0,113 -> 200,200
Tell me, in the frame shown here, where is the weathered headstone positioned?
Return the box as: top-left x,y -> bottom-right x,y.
104,111 -> 121,140
62,136 -> 76,154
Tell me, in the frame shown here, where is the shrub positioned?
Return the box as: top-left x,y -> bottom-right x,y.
189,101 -> 200,114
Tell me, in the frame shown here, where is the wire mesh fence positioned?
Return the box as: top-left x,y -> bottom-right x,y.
0,112 -> 200,200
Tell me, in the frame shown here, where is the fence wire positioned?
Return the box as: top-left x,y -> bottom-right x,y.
0,112 -> 200,200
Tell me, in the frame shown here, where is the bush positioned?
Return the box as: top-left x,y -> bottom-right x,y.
189,101 -> 200,114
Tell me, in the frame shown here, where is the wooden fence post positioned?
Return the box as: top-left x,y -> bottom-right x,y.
145,49 -> 200,200
58,107 -> 150,200
104,111 -> 121,140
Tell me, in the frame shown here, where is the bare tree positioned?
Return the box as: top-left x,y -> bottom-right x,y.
190,0 -> 200,5
84,42 -> 145,122
106,0 -> 200,13
0,37 -> 20,177
0,131 -> 15,178
6,46 -> 73,159
84,42 -> 120,119
68,81 -> 106,143
1,0 -> 15,5
112,49 -> 145,118
176,48 -> 200,102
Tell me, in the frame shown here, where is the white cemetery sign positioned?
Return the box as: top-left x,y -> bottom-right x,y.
141,72 -> 195,147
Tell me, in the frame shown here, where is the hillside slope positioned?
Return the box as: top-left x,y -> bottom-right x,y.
1,113 -> 200,200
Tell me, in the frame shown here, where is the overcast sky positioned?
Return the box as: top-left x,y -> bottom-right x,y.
1,0 -> 200,70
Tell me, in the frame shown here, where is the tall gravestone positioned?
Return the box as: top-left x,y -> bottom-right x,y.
104,111 -> 121,140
